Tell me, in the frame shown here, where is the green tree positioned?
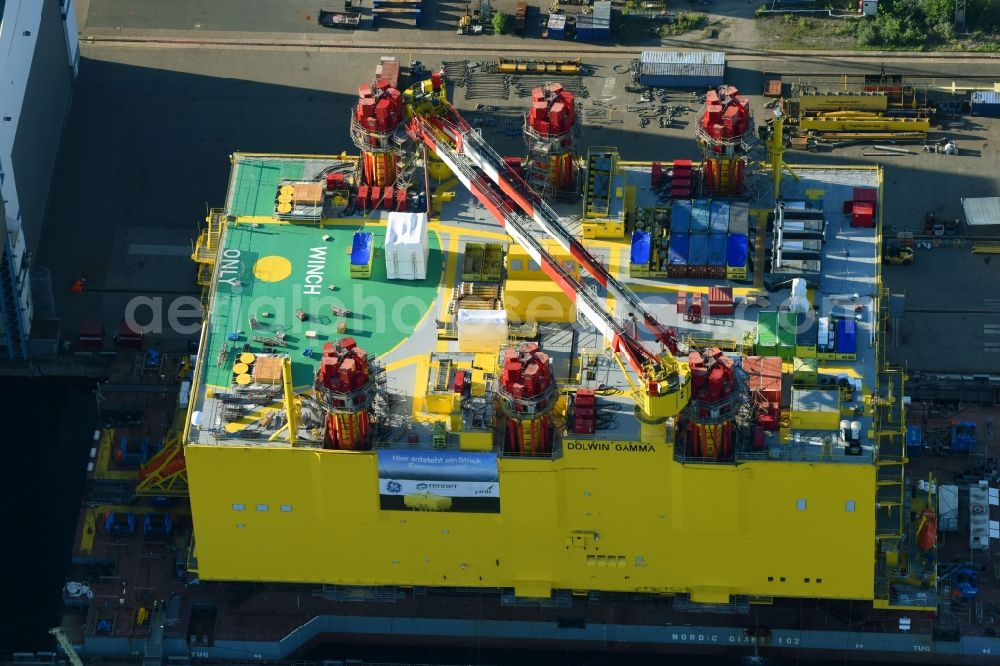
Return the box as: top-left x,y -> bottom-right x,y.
492,11 -> 509,34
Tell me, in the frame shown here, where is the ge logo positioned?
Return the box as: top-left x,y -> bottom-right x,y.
386,481 -> 402,493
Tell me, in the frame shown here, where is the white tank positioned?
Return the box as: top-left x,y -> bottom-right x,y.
93,430 -> 101,441
840,419 -> 851,441
851,420 -> 862,441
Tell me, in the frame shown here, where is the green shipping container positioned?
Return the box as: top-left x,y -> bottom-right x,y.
777,312 -> 797,360
756,311 -> 778,356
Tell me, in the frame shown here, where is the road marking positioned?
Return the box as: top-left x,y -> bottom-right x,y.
128,243 -> 191,257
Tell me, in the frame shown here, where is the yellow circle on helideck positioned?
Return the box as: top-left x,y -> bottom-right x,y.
233,362 -> 249,375
253,255 -> 292,282
236,373 -> 252,386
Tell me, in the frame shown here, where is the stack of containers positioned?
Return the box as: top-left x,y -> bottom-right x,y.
756,311 -> 778,357
776,311 -> 797,361
671,160 -> 694,198
575,1 -> 611,41
727,201 -> 750,281
668,199 -> 691,277
707,200 -> 729,278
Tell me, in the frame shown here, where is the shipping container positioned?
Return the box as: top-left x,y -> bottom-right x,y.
777,311 -> 797,360
835,318 -> 857,355
671,199 -> 691,233
545,14 -> 566,39
688,233 -> 708,267
639,50 -> 725,89
710,200 -> 730,234
631,230 -> 652,265
970,91 -> 1000,118
726,233 -> 748,268
575,2 -> 611,41
690,199 -> 711,233
756,312 -> 778,357
728,201 -> 750,234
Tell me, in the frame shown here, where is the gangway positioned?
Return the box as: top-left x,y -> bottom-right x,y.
406,77 -> 690,423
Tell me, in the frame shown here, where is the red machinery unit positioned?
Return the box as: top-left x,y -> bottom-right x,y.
352,73 -> 405,187
572,388 -> 596,435
696,86 -> 753,196
314,338 -> 375,450
523,83 -> 578,194
681,348 -> 740,460
496,342 -> 557,454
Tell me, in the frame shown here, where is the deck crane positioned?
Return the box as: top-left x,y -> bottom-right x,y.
405,76 -> 691,435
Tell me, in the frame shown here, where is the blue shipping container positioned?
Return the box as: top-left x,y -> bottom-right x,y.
351,231 -> 373,265
708,234 -> 727,266
688,233 -> 708,266
971,91 -> 1000,118
835,319 -> 857,353
631,231 -> 652,265
671,199 -> 692,233
691,199 -> 711,232
710,200 -> 730,234
668,233 -> 689,265
727,233 -> 748,267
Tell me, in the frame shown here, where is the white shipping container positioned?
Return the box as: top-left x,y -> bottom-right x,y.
457,309 -> 508,353
385,212 -> 430,280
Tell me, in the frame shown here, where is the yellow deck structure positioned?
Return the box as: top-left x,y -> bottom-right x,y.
187,443 -> 875,600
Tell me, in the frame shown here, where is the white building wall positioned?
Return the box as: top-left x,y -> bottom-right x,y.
0,0 -> 75,355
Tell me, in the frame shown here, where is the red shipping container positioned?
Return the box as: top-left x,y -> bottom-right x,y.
676,291 -> 687,314
357,185 -> 369,210
382,187 -> 394,210
851,201 -> 875,228
396,188 -> 408,212
853,187 -> 877,202
370,186 -> 381,209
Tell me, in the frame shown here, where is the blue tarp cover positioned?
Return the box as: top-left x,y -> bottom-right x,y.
710,200 -> 730,234
708,234 -> 727,266
727,233 -> 748,267
671,199 -> 691,233
668,233 -> 689,265
688,233 -> 708,266
690,199 -> 711,232
631,231 -> 651,265
351,231 -> 373,265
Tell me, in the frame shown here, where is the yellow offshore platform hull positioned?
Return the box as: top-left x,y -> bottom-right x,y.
187,440 -> 875,602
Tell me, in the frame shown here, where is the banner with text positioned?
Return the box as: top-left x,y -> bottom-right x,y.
376,450 -> 499,512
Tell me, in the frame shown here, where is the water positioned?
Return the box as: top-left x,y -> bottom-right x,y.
0,376 -> 96,655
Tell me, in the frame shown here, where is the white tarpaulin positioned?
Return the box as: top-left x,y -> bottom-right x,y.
385,212 -> 429,280
457,309 -> 507,353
